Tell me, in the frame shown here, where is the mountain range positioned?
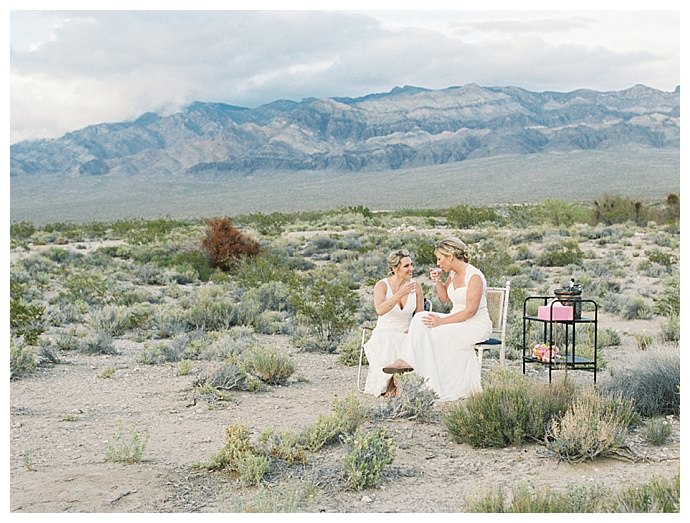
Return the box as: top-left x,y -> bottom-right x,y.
10,83 -> 680,178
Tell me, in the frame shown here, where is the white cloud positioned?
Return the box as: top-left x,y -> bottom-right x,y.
8,9 -> 681,143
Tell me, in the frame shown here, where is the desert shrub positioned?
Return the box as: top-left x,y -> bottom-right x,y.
204,424 -> 269,486
10,338 -> 39,379
600,347 -> 680,417
537,239 -> 583,267
658,314 -> 680,343
653,276 -> 680,317
616,474 -> 680,512
242,346 -> 295,385
299,394 -> 366,452
11,221 -> 36,240
598,328 -> 621,348
447,204 -> 499,228
184,288 -> 241,331
200,217 -> 261,272
622,297 -> 653,320
232,251 -> 303,288
634,333 -> 654,351
466,474 -> 679,513
136,263 -> 168,285
337,329 -> 366,367
640,417 -> 672,446
177,359 -> 193,376
137,331 -> 208,364
375,373 -> 438,423
545,388 -> 636,462
259,429 -> 309,464
342,427 -> 395,490
88,304 -> 149,336
290,278 -> 359,352
592,194 -> 647,225
230,480 -> 320,513
171,249 -> 214,282
444,369 -> 573,448
106,423 -> 149,464
80,330 -> 118,355
10,298 -> 45,344
199,327 -> 256,361
198,363 -> 251,391
63,271 -> 109,305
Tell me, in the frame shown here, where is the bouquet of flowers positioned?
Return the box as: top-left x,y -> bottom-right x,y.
533,343 -> 559,363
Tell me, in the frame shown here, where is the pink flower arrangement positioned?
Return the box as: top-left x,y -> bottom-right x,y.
533,343 -> 559,363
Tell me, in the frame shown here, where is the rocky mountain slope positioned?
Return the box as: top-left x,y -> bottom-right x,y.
10,84 -> 679,178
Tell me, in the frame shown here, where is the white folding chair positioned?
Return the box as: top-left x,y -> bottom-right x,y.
475,280 -> 511,367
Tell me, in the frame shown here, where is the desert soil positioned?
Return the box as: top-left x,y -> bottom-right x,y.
9,323 -> 680,514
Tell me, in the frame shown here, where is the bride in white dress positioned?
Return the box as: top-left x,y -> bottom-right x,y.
399,237 -> 491,401
363,249 -> 424,396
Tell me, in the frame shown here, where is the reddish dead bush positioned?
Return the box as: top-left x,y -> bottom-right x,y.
200,217 -> 261,271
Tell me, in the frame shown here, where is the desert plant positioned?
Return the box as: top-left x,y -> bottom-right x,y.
600,347 -> 680,417
230,479 -> 320,512
622,297 -> 653,320
98,367 -> 115,379
242,346 -> 295,385
299,394 -> 366,452
342,427 -> 395,490
337,329 -> 366,366
658,314 -> 680,343
79,330 -> 118,355
376,373 -> 439,423
10,298 -> 45,345
290,278 -> 359,352
592,194 -> 648,225
204,424 -> 268,486
444,369 -> 573,448
177,359 -> 193,376
616,474 -> 680,512
545,388 -> 636,462
10,338 -> 39,380
106,423 -> 149,464
200,217 -> 261,272
537,239 -> 583,267
634,333 -> 654,351
640,417 -> 672,446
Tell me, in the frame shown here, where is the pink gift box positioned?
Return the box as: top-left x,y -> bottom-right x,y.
538,303 -> 574,321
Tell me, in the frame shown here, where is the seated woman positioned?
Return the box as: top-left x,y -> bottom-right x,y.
395,237 -> 492,401
362,249 -> 423,397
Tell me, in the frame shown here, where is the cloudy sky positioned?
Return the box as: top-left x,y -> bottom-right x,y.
8,1 -> 681,144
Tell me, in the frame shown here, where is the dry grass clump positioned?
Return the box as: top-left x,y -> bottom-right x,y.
465,473 -> 679,513
106,422 -> 149,464
545,387 -> 637,462
375,373 -> 439,423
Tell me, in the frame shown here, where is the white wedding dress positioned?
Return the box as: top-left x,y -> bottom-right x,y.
402,264 -> 492,401
363,278 -> 415,395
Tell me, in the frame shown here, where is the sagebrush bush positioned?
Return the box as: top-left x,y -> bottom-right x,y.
537,239 -> 583,267
80,330 -> 118,355
600,347 -> 680,417
444,369 -> 573,448
242,346 -> 295,385
200,217 -> 261,271
342,427 -> 395,490
10,338 -> 38,379
545,388 -> 636,462
376,373 -> 438,423
299,393 -> 366,451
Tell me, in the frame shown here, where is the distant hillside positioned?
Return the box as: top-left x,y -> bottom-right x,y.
10,148 -> 680,225
10,83 -> 680,178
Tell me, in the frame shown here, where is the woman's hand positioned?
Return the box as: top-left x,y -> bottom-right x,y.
422,313 -> 442,328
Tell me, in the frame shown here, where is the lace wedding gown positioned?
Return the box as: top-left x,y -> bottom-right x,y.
403,264 -> 492,401
363,278 -> 415,395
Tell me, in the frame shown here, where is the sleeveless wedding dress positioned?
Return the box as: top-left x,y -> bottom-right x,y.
363,278 -> 415,395
403,264 -> 492,401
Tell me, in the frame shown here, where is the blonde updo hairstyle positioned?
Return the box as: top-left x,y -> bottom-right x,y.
387,248 -> 411,275
435,237 -> 469,263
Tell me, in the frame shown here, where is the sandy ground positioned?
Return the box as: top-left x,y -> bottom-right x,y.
9,329 -> 680,513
